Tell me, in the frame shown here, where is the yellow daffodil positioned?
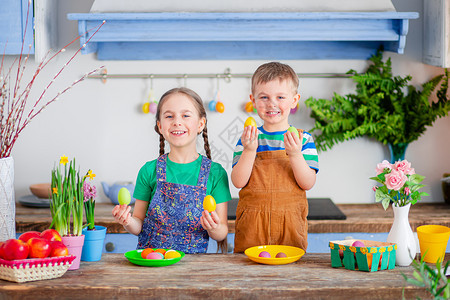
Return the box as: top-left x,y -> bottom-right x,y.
86,170 -> 96,180
52,187 -> 58,195
60,155 -> 69,165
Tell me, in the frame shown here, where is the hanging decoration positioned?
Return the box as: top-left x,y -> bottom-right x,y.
291,103 -> 299,114
142,76 -> 158,114
209,76 -> 225,113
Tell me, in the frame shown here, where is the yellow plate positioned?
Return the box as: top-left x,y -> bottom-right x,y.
244,245 -> 305,265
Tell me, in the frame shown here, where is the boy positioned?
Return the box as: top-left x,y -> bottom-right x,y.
231,62 -> 319,253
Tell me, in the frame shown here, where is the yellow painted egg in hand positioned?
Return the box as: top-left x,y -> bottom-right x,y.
118,187 -> 131,205
203,195 -> 216,212
287,126 -> 300,138
244,117 -> 257,128
164,249 -> 181,259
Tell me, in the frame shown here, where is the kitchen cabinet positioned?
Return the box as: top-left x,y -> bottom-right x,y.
423,0 -> 450,67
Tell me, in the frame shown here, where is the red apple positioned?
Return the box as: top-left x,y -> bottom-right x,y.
18,231 -> 41,243
0,242 -> 5,259
27,237 -> 51,258
40,229 -> 62,242
3,239 -> 30,260
49,241 -> 69,257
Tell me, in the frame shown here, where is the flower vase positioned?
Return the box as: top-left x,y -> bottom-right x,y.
386,203 -> 416,266
0,157 -> 16,241
62,235 -> 85,270
81,226 -> 107,262
388,143 -> 408,164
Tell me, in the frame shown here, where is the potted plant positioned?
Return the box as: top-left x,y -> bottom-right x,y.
370,159 -> 428,267
81,180 -> 107,262
304,50 -> 450,163
50,155 -> 95,269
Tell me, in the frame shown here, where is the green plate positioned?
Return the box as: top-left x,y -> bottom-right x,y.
124,249 -> 185,267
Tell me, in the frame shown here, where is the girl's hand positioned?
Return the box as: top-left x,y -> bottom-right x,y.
200,210 -> 220,231
284,130 -> 303,157
241,125 -> 258,152
112,204 -> 132,226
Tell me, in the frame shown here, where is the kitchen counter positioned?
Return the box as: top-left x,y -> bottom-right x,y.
15,202 -> 450,234
0,253 -> 446,299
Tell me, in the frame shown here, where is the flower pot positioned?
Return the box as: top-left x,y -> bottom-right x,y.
386,203 -> 416,266
417,225 -> 450,263
0,157 -> 16,241
62,235 -> 85,270
81,226 -> 107,262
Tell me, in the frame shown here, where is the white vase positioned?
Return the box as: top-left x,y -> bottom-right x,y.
387,202 -> 416,266
0,157 -> 16,241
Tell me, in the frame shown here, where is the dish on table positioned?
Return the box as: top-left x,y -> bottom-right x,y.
124,249 -> 185,267
18,195 -> 50,208
244,245 -> 305,265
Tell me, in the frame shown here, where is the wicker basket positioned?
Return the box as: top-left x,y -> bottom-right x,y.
0,255 -> 76,283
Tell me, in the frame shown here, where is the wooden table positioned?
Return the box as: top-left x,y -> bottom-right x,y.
15,202 -> 450,234
0,253 -> 445,299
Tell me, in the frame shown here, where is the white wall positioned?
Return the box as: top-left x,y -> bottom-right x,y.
7,0 -> 450,204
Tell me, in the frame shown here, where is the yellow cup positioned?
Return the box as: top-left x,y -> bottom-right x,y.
417,225 -> 450,263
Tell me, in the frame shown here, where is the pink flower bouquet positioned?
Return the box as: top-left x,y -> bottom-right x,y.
370,160 -> 428,210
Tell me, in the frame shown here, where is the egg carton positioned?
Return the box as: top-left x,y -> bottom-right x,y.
0,255 -> 75,283
329,239 -> 397,272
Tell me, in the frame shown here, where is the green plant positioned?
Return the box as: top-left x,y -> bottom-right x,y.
304,50 -> 450,152
402,256 -> 449,300
50,156 -> 95,236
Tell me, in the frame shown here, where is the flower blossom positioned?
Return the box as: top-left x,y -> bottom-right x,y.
83,181 -> 97,201
376,160 -> 392,175
385,169 -> 407,191
404,187 -> 411,196
60,155 -> 69,165
372,186 -> 378,192
393,160 -> 415,175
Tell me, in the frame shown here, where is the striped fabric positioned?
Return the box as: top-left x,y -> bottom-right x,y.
232,126 -> 319,172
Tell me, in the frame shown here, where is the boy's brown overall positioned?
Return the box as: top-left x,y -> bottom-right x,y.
234,149 -> 308,253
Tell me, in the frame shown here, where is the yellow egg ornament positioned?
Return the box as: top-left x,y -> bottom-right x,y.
164,249 -> 181,259
203,195 -> 216,213
118,187 -> 131,205
244,117 -> 257,128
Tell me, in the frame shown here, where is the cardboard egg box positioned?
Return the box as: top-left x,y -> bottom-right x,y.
329,239 -> 397,272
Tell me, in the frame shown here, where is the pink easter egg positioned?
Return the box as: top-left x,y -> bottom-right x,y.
352,241 -> 365,247
146,252 -> 164,259
258,251 -> 271,258
149,102 -> 158,114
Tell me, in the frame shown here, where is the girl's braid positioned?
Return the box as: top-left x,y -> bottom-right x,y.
202,126 -> 211,160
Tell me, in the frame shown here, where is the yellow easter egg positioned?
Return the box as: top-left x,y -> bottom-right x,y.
203,195 -> 216,213
142,102 -> 150,114
118,187 -> 131,205
164,249 -> 181,259
244,117 -> 257,128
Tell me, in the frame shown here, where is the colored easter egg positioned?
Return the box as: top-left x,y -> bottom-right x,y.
276,252 -> 287,258
118,187 -> 131,205
164,250 -> 181,259
146,252 -> 164,260
287,126 -> 300,138
142,102 -> 150,114
154,248 -> 167,255
203,195 -> 216,213
208,100 -> 217,111
216,101 -> 225,113
258,251 -> 271,258
291,103 -> 299,114
149,102 -> 158,114
141,248 -> 154,259
244,117 -> 257,128
352,241 -> 365,247
244,101 -> 253,113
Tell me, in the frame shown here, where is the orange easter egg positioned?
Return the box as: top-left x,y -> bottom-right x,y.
141,248 -> 154,259
244,101 -> 253,113
216,102 -> 225,113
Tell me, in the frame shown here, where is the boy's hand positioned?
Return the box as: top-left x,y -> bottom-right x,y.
200,210 -> 220,231
284,130 -> 303,157
241,125 -> 258,152
112,204 -> 132,226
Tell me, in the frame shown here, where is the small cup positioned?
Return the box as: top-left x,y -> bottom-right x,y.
417,225 -> 450,263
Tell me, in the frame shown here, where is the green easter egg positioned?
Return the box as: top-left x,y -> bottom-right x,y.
118,187 -> 131,205
287,126 -> 300,138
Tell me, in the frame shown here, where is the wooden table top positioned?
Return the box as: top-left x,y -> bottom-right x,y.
0,253 -> 445,299
15,202 -> 450,234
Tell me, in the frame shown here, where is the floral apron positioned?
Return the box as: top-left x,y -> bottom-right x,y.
137,154 -> 211,253
234,148 -> 308,253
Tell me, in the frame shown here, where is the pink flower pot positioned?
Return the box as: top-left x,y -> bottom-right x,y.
62,235 -> 85,270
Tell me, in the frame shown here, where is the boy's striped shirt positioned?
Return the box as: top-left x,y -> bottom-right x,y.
232,126 -> 319,172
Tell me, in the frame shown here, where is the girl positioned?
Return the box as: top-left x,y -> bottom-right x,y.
112,87 -> 231,253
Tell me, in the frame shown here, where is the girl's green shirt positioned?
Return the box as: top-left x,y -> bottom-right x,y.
133,155 -> 231,204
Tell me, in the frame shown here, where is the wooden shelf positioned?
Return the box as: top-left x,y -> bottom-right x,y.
67,12 -> 419,60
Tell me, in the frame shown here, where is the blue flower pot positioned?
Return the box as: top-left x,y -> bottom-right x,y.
81,225 -> 107,262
